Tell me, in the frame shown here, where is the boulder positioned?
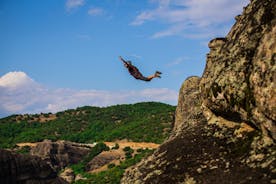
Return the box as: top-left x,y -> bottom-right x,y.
59,168 -> 75,183
173,76 -> 202,137
0,149 -> 67,184
86,150 -> 122,171
30,140 -> 91,170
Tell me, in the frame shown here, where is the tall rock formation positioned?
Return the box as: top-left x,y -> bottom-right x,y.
200,0 -> 276,140
173,76 -> 203,137
30,140 -> 91,170
122,0 -> 276,183
0,149 -> 67,184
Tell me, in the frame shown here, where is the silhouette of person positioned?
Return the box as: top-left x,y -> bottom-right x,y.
119,56 -> 162,82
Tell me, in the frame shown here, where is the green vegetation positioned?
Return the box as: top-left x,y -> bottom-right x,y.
112,143 -> 119,150
0,102 -> 172,183
15,145 -> 31,154
73,149 -> 154,184
107,163 -> 116,169
0,102 -> 175,148
123,146 -> 134,159
71,142 -> 110,175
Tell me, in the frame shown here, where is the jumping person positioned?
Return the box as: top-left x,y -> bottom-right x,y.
119,56 -> 162,82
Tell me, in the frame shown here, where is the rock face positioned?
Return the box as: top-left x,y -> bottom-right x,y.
122,0 -> 276,183
173,76 -> 202,137
59,168 -> 75,183
0,149 -> 67,184
200,0 -> 276,139
86,149 -> 122,171
30,140 -> 91,170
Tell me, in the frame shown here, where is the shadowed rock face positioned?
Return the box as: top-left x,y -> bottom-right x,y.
0,149 -> 67,184
122,0 -> 276,183
30,140 -> 91,170
122,77 -> 274,184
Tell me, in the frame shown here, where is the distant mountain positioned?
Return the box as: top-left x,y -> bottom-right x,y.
0,102 -> 175,148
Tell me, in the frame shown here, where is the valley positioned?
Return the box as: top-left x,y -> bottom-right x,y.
0,102 -> 175,183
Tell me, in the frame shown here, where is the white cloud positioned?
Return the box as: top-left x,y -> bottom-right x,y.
88,7 -> 104,16
66,0 -> 85,11
0,71 -> 35,88
151,24 -> 185,38
132,0 -> 249,38
0,72 -> 177,117
166,56 -> 189,67
131,11 -> 155,26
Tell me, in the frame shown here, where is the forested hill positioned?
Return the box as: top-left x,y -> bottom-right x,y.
0,102 -> 175,148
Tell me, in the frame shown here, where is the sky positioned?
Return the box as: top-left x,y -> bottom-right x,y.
0,0 -> 249,117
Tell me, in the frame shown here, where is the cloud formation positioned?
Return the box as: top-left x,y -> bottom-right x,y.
88,7 -> 104,16
0,72 -> 177,117
66,0 -> 85,11
166,56 -> 189,67
132,0 -> 249,38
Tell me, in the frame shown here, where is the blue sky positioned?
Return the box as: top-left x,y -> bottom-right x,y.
0,0 -> 249,117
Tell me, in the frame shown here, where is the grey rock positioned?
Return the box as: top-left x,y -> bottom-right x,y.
59,168 -> 75,183
200,0 -> 276,139
122,0 -> 276,183
0,149 -> 67,184
30,140 -> 91,170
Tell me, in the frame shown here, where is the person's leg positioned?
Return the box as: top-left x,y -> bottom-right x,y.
146,74 -> 156,81
146,71 -> 162,81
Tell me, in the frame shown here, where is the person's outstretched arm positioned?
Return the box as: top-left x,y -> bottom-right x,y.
119,56 -> 131,68
119,56 -> 127,63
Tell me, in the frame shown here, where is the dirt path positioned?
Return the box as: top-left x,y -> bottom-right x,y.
16,142 -> 37,147
104,141 -> 159,150
17,141 -> 159,150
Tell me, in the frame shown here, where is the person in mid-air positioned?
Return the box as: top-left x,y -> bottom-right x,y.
119,56 -> 162,82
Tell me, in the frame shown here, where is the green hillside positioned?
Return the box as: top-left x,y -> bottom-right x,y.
0,102 -> 175,148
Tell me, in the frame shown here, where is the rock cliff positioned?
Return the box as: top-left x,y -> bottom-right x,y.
200,0 -> 276,140
0,149 -> 67,184
122,0 -> 276,183
30,140 -> 91,170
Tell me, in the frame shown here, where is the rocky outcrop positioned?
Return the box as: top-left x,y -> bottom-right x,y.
122,0 -> 276,183
59,168 -> 75,183
122,77 -> 274,184
30,140 -> 91,170
86,149 -> 122,171
0,149 -> 67,184
59,167 -> 87,183
200,0 -> 276,140
173,76 -> 202,137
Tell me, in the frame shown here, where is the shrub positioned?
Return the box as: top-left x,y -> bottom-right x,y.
125,152 -> 132,159
108,163 -> 116,169
112,143 -> 119,150
123,146 -> 131,152
16,146 -> 31,154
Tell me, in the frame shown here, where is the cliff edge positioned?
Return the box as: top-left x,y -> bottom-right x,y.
122,0 -> 276,183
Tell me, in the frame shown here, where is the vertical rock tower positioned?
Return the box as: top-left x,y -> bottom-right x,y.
122,0 -> 276,183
